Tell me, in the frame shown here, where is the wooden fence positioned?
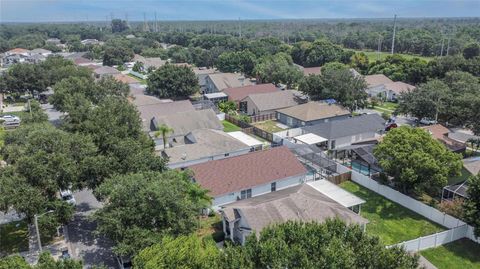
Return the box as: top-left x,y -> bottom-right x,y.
225,114 -> 276,143
250,113 -> 276,123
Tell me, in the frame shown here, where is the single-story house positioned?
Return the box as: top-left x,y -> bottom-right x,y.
240,90 -> 306,116
204,92 -> 228,105
93,66 -> 120,79
30,48 -> 52,57
189,146 -> 308,208
132,54 -> 166,70
81,39 -> 103,45
276,102 -> 351,128
113,74 -> 140,85
364,74 -> 393,89
442,157 -> 479,201
366,79 -> 415,101
223,83 -> 278,105
205,72 -> 254,94
227,131 -> 264,152
220,183 -> 368,244
303,66 -> 322,76
421,124 -> 466,153
160,129 -> 251,169
301,114 -> 385,150
151,108 -> 223,144
132,97 -> 195,131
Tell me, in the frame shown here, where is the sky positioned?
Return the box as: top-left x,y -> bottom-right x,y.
1,0 -> 479,22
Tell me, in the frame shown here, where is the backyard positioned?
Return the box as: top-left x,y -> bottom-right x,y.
196,214 -> 224,243
0,220 -> 29,256
340,181 -> 445,245
420,238 -> 480,269
222,120 -> 242,132
252,120 -> 285,133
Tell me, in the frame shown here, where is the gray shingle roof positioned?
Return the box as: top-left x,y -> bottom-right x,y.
133,98 -> 195,131
208,73 -> 254,91
221,184 -> 368,236
152,109 -> 223,136
276,102 -> 350,122
244,90 -> 304,112
303,114 -> 385,139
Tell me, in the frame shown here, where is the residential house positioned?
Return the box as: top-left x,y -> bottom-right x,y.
189,146 -> 308,208
160,128 -> 251,169
73,57 -> 95,66
151,109 -> 223,145
364,74 -> 415,101
276,102 -> 350,128
301,114 -> 385,150
46,38 -> 61,45
205,72 -> 254,93
442,157 -> 479,201
113,74 -> 140,86
421,124 -> 466,153
223,83 -> 278,106
81,39 -> 102,45
220,183 -> 368,244
193,67 -> 218,93
30,48 -> 52,57
132,54 -> 166,70
132,97 -> 194,131
1,48 -> 31,66
203,92 -> 228,105
227,131 -> 264,151
303,66 -> 322,76
240,90 -> 305,116
93,66 -> 120,79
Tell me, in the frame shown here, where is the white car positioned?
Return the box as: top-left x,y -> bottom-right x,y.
420,118 -> 437,125
0,115 -> 21,126
60,189 -> 76,205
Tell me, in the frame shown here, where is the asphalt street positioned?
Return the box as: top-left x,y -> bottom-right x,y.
67,190 -> 118,269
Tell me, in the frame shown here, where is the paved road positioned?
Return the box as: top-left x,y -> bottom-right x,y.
41,103 -> 64,126
356,108 -> 416,127
67,190 -> 118,269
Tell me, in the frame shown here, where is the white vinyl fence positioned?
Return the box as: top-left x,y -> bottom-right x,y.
336,164 -> 480,246
390,225 -> 468,252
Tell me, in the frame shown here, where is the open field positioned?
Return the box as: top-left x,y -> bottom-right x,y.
353,50 -> 434,63
340,181 -> 445,245
420,238 -> 480,269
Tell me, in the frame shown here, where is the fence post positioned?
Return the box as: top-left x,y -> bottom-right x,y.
434,232 -> 437,247
418,236 -> 422,251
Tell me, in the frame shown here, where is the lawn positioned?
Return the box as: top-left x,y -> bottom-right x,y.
420,238 -> 480,269
196,214 -> 224,243
0,220 -> 29,256
127,73 -> 147,84
448,167 -> 473,185
340,181 -> 445,245
353,50 -> 434,63
222,120 -> 242,132
375,102 -> 398,111
252,120 -> 284,133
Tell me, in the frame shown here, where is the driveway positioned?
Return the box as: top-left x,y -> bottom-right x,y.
40,103 -> 64,126
67,190 -> 118,269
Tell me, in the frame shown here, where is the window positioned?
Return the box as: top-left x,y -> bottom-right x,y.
240,189 -> 252,200
271,182 -> 276,192
331,140 -> 336,149
224,153 -> 230,157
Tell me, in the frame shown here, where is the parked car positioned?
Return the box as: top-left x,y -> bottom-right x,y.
0,114 -> 21,127
59,189 -> 76,205
116,256 -> 132,269
419,118 -> 437,125
60,248 -> 71,260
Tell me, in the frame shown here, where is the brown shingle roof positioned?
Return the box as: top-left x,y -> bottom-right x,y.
223,83 -> 278,102
190,146 -> 307,196
113,74 -> 140,84
303,66 -> 322,76
277,102 -> 350,122
364,74 -> 393,88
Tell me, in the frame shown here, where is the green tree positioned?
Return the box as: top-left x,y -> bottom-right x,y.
299,65 -> 367,112
463,42 -> 480,59
103,44 -> 134,66
132,61 -> 144,73
0,252 -> 83,269
154,124 -> 174,149
1,63 -> 47,95
146,64 -> 199,98
374,126 -> 462,195
134,235 -> 221,269
93,171 -> 211,256
111,19 -> 129,33
134,220 -> 419,269
216,50 -> 256,76
254,52 -> 303,88
463,174 -> 480,237
350,52 -> 369,73
218,101 -> 236,115
23,100 -> 48,124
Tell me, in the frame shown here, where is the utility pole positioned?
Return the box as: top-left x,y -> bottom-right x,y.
446,37 -> 451,56
34,210 -> 54,253
391,14 -> 397,54
238,17 -> 242,38
125,13 -> 130,28
143,13 -> 149,32
155,12 -> 158,32
377,35 -> 383,61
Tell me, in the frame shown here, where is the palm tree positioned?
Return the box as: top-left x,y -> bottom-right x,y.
154,124 -> 174,149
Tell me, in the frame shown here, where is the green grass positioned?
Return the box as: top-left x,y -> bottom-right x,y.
420,239 -> 480,269
222,120 -> 242,132
252,120 -> 284,133
127,73 -> 147,84
0,220 -> 29,255
354,50 -> 434,63
339,181 -> 445,245
196,214 -> 224,243
448,167 -> 473,185
375,102 -> 398,111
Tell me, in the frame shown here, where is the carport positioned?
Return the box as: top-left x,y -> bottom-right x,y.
307,180 -> 366,214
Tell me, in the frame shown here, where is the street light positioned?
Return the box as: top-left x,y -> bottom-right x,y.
34,210 -> 54,253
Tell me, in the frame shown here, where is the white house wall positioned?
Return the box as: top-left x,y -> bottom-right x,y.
212,173 -> 307,209
329,131 -> 377,150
